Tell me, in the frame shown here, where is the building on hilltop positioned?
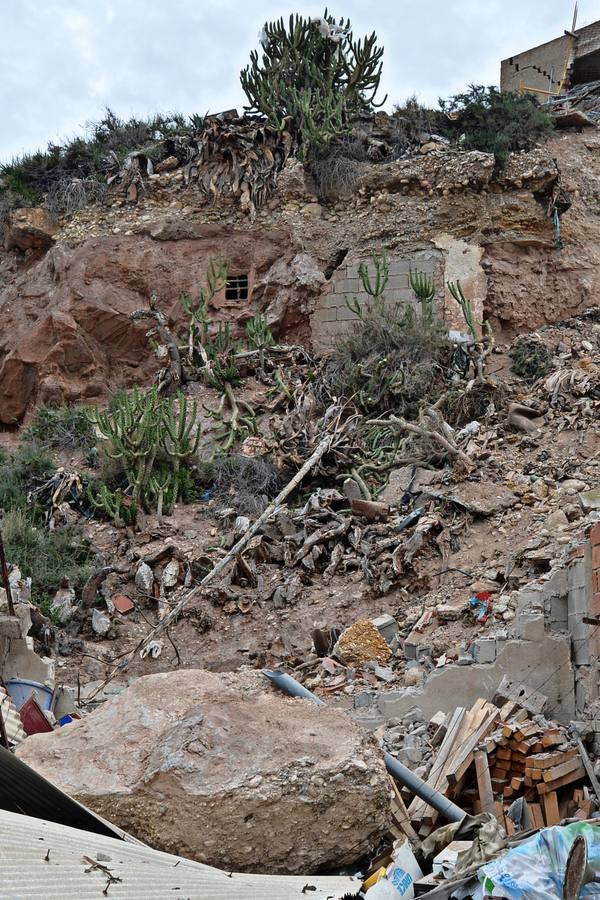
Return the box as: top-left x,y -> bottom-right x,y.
501,19 -> 600,97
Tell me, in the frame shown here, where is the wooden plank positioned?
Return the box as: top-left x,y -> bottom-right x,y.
390,779 -> 420,844
511,776 -> 525,790
542,729 -> 565,749
407,707 -> 466,820
537,766 -> 586,795
542,756 -> 582,783
530,748 -> 578,770
529,802 -> 544,829
474,750 -> 495,815
542,791 -> 560,825
575,800 -> 594,819
571,731 -> 600,800
446,710 -> 499,785
499,701 -> 519,720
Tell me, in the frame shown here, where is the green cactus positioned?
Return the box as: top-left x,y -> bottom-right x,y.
358,252 -> 389,300
409,270 -> 436,326
182,257 -> 230,368
162,393 -> 201,504
146,469 -> 176,520
87,386 -> 163,505
86,387 -> 201,521
245,314 -> 274,351
87,484 -> 137,526
240,11 -> 386,161
447,280 -> 479,341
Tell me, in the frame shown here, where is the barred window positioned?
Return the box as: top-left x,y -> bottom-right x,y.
225,274 -> 249,301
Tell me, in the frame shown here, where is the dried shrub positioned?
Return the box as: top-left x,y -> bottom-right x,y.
391,96 -> 444,155
438,380 -> 507,428
47,177 -> 107,217
510,335 -> 552,380
204,454 -> 282,515
309,138 -> 366,199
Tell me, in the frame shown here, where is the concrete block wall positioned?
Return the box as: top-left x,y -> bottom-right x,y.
311,255 -> 439,355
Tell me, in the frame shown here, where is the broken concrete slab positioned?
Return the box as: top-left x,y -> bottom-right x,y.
494,675 -> 548,715
17,668 -> 391,875
363,633 -> 573,724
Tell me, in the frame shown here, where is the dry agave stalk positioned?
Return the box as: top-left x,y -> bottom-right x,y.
184,117 -> 294,215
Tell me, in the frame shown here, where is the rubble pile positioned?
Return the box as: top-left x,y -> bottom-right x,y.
401,693 -> 595,839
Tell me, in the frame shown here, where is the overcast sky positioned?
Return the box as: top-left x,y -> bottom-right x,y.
1,0 -> 596,162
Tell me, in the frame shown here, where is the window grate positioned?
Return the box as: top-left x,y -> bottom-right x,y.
225,274 -> 249,301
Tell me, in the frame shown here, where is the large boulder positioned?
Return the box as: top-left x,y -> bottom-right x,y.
3,207 -> 57,252
17,669 -> 391,874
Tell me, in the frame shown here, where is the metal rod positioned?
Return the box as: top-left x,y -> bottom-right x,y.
0,530 -> 15,617
263,670 -> 466,825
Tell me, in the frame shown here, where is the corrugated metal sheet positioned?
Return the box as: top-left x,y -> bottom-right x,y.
0,809 -> 359,899
0,686 -> 26,746
0,745 -> 134,841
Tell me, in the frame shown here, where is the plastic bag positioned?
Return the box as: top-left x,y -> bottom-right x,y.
479,822 -> 600,898
365,838 -> 423,898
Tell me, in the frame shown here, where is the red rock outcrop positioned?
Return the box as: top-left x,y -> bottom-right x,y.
0,225 -> 325,423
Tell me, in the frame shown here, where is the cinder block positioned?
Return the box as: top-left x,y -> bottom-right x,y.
516,614 -> 546,642
312,307 -> 337,323
336,305 -> 360,321
472,638 -> 496,663
388,274 -> 409,289
372,614 -> 399,646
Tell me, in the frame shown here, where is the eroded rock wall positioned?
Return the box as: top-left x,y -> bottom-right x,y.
2,136 -> 600,420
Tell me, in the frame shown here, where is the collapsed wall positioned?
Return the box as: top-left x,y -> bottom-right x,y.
1,131 -> 600,421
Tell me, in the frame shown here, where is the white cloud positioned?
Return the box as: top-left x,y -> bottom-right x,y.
1,0 -> 596,161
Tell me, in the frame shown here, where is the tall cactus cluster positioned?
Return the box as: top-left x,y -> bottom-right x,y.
240,12 -> 385,161
86,386 -> 200,523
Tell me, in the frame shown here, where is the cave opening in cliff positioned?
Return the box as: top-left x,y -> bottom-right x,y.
225,274 -> 249,301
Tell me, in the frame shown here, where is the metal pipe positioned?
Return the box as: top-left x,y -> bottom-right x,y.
383,753 -> 465,823
263,670 -> 466,825
263,670 -> 326,705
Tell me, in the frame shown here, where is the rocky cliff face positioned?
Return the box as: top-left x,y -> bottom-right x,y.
1,132 -> 599,422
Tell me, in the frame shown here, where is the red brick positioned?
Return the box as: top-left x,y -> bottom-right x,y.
593,570 -> 600,594
595,592 -> 600,615
569,545 -> 587,562
590,522 -> 600,546
594,545 -> 600,569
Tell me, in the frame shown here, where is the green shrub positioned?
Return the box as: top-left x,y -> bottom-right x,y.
439,85 -> 554,166
326,255 -> 452,416
24,404 -> 95,450
0,107 -> 205,209
2,508 -> 95,615
0,444 -> 54,514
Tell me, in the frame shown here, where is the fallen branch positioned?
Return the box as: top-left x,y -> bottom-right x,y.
368,406 -> 473,470
86,435 -> 333,700
131,303 -> 182,395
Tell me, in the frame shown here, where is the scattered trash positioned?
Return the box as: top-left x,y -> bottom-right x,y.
91,608 -> 111,637
469,592 -> 492,623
